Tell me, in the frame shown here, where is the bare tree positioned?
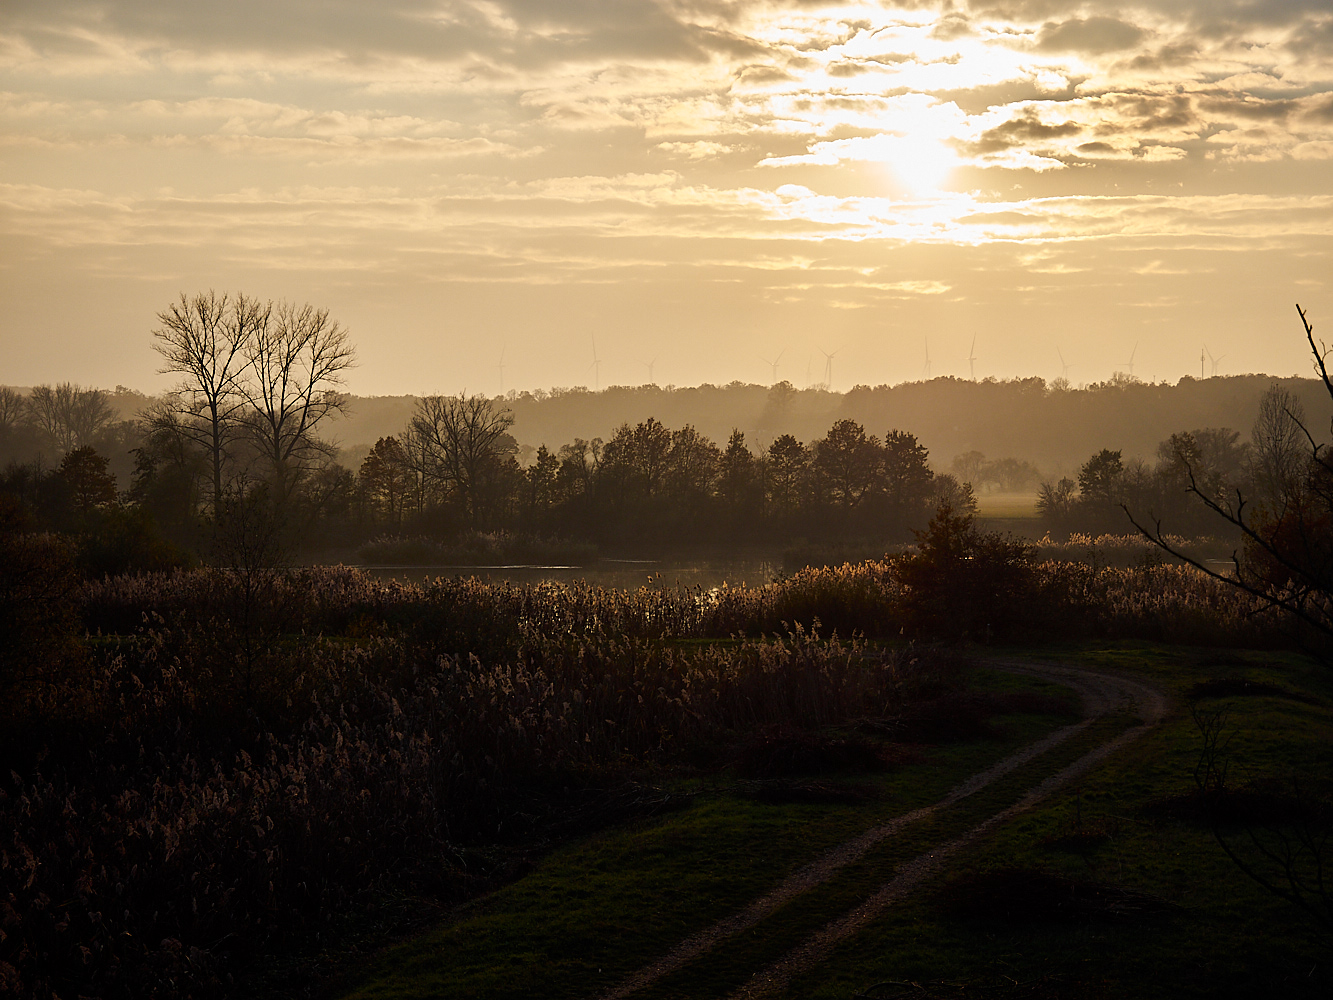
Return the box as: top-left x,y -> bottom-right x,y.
0,387 -> 24,439
1130,304 -> 1333,646
410,394 -> 516,523
240,299 -> 355,503
398,420 -> 438,516
1251,383 -> 1308,510
152,291 -> 267,511
24,383 -> 114,453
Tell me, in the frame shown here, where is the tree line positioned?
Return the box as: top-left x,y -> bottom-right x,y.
1,291 -> 354,569
2,292 -> 976,567
354,370 -> 1324,485
353,401 -> 976,552
1035,382 -> 1306,541
0,290 -> 1318,569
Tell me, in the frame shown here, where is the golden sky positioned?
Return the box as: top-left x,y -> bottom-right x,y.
2,0 -> 1331,394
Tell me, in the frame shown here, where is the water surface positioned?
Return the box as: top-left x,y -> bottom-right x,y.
362,557 -> 781,591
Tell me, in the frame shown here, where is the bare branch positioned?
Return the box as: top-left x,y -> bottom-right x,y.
1299,304 -> 1333,409
410,394 -> 515,524
151,291 -> 261,510
24,383 -> 114,453
239,299 -> 356,502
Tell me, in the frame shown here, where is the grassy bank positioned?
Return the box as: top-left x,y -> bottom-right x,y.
340,645 -> 1333,1000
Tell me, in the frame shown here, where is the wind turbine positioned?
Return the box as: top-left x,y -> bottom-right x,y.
642,356 -> 658,385
761,349 -> 784,384
820,347 -> 839,389
965,334 -> 978,381
589,335 -> 602,391
1200,347 -> 1206,380
1205,344 -> 1226,377
922,338 -> 932,380
1057,347 -> 1073,380
1119,341 -> 1138,377
495,345 -> 507,395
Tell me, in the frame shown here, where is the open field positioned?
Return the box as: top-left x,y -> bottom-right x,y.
339,644 -> 1333,1000
974,493 -> 1040,520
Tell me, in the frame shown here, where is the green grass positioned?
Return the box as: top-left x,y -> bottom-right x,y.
789,645 -> 1333,999
338,646 -> 1333,1000
636,715 -> 1136,1000
340,668 -> 1075,1000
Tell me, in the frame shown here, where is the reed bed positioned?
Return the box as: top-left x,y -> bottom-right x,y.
1029,532 -> 1236,568
3,597 -> 918,999
81,555 -> 1295,653
3,554 -> 1308,997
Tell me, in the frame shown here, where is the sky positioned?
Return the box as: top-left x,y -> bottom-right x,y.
2,0 -> 1332,397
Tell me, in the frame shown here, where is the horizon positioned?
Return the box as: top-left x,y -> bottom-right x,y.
1,365 -> 1324,404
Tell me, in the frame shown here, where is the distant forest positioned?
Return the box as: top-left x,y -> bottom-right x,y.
0,293 -> 1319,567
325,372 -> 1326,481
0,369 -> 1310,569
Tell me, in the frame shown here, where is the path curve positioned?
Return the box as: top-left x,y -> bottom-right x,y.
598,659 -> 1167,1000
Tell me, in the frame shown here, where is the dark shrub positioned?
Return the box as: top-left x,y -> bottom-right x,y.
892,505 -> 1035,641
733,725 -> 895,779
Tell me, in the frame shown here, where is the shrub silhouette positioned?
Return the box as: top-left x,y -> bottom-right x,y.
893,504 -> 1035,640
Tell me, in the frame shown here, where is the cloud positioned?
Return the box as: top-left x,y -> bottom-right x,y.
1303,93 -> 1333,123
1291,140 -> 1333,160
931,12 -> 974,40
971,109 -> 1083,154
0,0 -> 790,82
1198,96 -> 1299,123
656,140 -> 737,159
1036,16 -> 1148,54
826,60 -> 871,77
2,0 -> 1333,368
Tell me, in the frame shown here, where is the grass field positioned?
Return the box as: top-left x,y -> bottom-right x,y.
975,492 -> 1039,519
337,642 -> 1333,999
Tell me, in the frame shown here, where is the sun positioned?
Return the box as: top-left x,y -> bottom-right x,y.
882,135 -> 959,196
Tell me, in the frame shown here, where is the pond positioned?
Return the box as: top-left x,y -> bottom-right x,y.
359,557 -> 782,591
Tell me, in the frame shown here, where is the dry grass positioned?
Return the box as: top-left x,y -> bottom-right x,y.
3,576 -> 939,999
0,547 -> 1315,997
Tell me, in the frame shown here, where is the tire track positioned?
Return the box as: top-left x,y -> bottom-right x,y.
729,660 -> 1167,999
598,660 -> 1165,1000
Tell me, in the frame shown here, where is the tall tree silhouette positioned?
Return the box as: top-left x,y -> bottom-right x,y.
241,300 -> 356,505
152,292 -> 266,512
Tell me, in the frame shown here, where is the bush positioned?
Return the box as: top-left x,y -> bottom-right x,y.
77,506 -> 196,578
892,505 -> 1035,641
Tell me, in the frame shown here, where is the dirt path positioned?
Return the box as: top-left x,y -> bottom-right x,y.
598,659 -> 1167,1000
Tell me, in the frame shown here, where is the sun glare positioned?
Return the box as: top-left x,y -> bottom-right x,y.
885,136 -> 959,196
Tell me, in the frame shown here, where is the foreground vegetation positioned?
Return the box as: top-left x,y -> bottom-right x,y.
3,495 -> 1328,999
343,645 -> 1333,1000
